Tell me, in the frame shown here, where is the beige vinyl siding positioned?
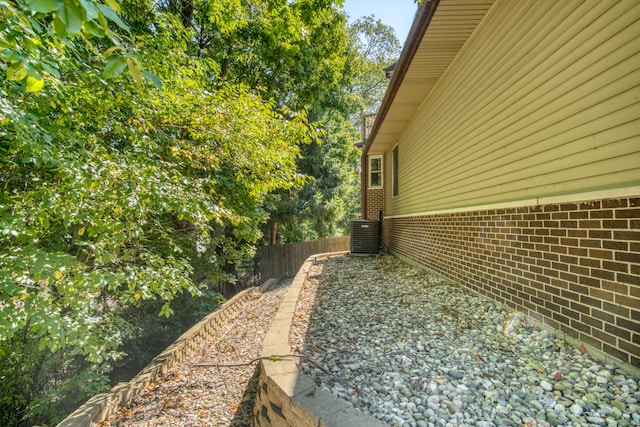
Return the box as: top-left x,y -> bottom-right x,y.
386,0 -> 640,217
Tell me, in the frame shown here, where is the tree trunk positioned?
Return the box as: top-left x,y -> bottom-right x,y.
270,220 -> 277,245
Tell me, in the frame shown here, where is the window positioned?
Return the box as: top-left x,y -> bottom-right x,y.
368,155 -> 383,188
392,144 -> 399,197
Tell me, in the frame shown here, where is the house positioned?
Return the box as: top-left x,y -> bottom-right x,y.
361,0 -> 640,372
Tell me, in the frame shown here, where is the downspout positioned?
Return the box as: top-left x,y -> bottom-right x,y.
361,150 -> 367,219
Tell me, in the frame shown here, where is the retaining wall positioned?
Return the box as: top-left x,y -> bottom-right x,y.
253,252 -> 387,427
58,284 -> 269,427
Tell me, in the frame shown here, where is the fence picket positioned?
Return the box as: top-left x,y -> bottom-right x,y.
258,236 -> 350,279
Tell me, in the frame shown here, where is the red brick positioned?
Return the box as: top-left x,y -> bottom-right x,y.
561,324 -> 579,339
580,258 -> 601,268
589,249 -> 613,260
544,236 -> 560,245
569,283 -> 589,295
602,199 -> 628,209
603,301 -> 630,317
593,329 -> 617,346
568,229 -> 588,238
582,334 -> 603,350
553,311 -> 570,325
590,269 -> 615,281
617,273 -> 640,286
616,208 -> 640,219
562,307 -> 580,321
570,211 -> 589,220
615,293 -> 640,309
605,323 -> 630,340
559,271 -> 579,283
580,201 -> 601,210
580,295 -> 602,308
602,344 -> 629,363
568,247 -> 588,257
579,220 -> 601,229
589,230 -> 612,239
569,265 -> 589,276
544,300 -> 561,313
602,280 -> 629,295
560,255 -> 578,265
570,301 -> 590,314
592,308 -> 615,323
561,203 -> 579,211
571,319 -> 591,334
603,261 -> 629,273
604,240 -> 628,251
580,239 -> 602,249
582,315 -> 603,329
603,219 -> 629,229
615,251 -> 637,263
616,317 -> 639,333
589,288 -> 614,302
614,230 -> 640,241
619,340 -> 640,359
590,210 -> 613,219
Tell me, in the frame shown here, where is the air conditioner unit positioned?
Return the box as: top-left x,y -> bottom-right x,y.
350,220 -> 379,255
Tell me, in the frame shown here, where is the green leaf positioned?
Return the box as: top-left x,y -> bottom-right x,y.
142,70 -> 163,90
6,62 -> 28,81
83,19 -> 107,38
104,0 -> 120,13
25,0 -> 59,13
40,60 -> 61,79
158,303 -> 174,318
78,0 -> 99,20
57,1 -> 84,35
52,15 -> 68,38
126,57 -> 143,84
103,55 -> 126,78
97,4 -> 129,31
26,76 -> 45,92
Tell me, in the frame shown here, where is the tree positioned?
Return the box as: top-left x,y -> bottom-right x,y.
1,2 -> 309,424
265,14 -> 402,243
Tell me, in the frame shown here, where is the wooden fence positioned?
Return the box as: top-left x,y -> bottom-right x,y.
259,236 -> 350,279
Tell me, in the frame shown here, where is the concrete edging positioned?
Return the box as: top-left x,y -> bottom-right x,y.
58,282 -> 275,427
253,252 -> 388,427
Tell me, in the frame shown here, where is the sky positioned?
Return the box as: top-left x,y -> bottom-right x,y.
341,0 -> 419,44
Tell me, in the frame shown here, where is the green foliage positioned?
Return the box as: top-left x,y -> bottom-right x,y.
0,0 -> 401,424
0,0 -> 141,90
0,2 -> 310,424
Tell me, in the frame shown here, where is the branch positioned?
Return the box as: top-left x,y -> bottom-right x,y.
192,354 -> 305,368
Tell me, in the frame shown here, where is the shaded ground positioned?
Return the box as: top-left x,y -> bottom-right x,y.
99,280 -> 290,426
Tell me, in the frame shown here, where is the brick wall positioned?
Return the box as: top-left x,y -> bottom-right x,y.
383,196 -> 640,369
365,188 -> 384,221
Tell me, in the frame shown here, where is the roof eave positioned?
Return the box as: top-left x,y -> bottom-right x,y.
362,0 -> 440,157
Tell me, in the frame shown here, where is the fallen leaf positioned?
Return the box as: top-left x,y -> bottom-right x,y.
579,344 -> 586,355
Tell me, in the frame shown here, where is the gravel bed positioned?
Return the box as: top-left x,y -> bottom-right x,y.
99,279 -> 290,427
291,255 -> 640,427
